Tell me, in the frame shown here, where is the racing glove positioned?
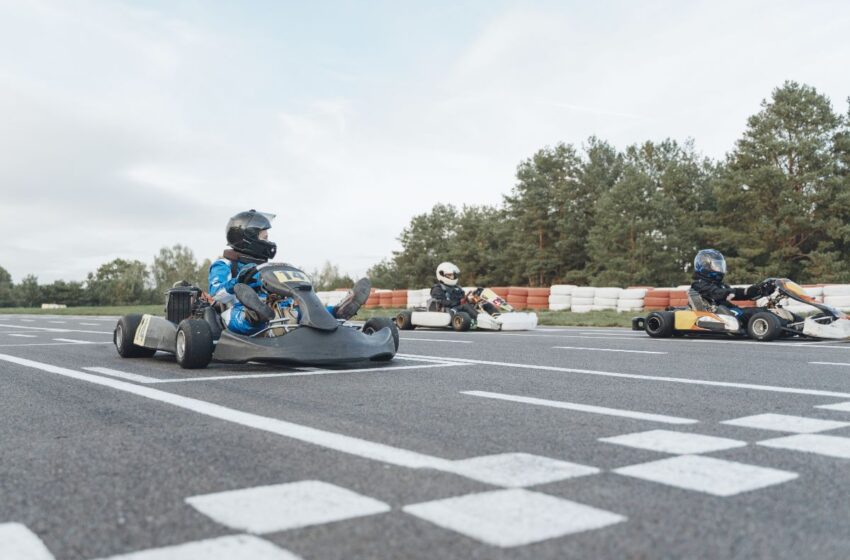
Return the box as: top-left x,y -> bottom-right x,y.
235,264 -> 258,284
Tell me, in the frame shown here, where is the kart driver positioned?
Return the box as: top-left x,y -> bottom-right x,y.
691,249 -> 776,323
429,262 -> 495,318
209,209 -> 370,335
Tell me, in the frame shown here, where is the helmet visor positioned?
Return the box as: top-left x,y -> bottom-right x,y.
707,255 -> 727,273
442,271 -> 458,280
246,211 -> 275,231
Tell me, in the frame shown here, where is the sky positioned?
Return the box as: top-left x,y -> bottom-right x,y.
1,0 -> 849,284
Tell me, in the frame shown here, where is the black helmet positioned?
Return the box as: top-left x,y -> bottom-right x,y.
226,209 -> 277,260
694,249 -> 727,281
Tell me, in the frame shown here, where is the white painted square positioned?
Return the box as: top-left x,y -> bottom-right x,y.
600,430 -> 746,455
721,413 -> 849,433
0,523 -> 54,560
403,489 -> 625,548
613,455 -> 797,497
816,401 -> 850,412
447,453 -> 599,487
97,535 -> 301,560
186,480 -> 390,534
758,434 -> 850,459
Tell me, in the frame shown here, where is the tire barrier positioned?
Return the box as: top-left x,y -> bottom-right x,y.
360,282 -> 850,315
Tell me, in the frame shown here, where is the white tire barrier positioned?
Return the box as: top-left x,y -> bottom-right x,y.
550,284 -> 576,296
823,285 -> 850,297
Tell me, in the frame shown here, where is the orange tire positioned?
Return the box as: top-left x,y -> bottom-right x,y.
508,287 -> 528,297
526,296 -> 549,305
527,288 -> 550,297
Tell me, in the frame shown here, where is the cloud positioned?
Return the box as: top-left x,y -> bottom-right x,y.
1,0 -> 849,285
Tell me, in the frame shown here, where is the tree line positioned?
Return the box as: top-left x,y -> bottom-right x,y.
0,245 -> 357,308
368,81 -> 850,289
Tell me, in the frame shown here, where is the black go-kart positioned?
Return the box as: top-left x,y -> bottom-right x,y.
113,263 -> 399,369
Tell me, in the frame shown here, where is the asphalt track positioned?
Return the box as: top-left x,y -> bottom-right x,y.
2,315 -> 850,559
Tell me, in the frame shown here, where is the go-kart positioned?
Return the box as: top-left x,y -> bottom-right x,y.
113,263 -> 399,368
395,287 -> 538,332
632,278 -> 850,341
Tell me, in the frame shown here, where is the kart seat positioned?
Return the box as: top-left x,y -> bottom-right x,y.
687,289 -> 710,311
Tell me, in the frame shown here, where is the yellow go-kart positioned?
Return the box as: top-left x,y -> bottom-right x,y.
632,279 -> 850,341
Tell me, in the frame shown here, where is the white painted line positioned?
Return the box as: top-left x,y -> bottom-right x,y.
400,337 -> 473,344
810,361 -> 850,367
7,334 -> 37,338
187,480 -> 390,534
613,455 -> 798,497
20,319 -> 34,322
599,430 -> 747,454
152,361 -> 462,384
83,367 -> 161,384
493,333 -> 850,349
79,322 -> 100,326
721,413 -> 850,433
461,391 -> 698,425
96,534 -> 301,560
396,354 -> 850,399
48,321 -> 66,324
0,342 -> 113,348
403,489 -> 625,548
816,401 -> 850,412
446,453 -> 599,488
0,353 -> 476,478
52,338 -> 97,344
0,522 -> 55,560
757,434 -> 850,459
0,323 -> 112,335
553,346 -> 667,355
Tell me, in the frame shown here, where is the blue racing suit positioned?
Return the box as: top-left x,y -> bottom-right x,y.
209,257 -> 342,335
209,258 -> 269,335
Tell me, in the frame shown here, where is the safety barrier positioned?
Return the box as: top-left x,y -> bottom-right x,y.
317,282 -> 850,314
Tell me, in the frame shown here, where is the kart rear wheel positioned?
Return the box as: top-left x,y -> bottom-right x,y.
452,311 -> 472,332
645,311 -> 675,338
175,319 -> 214,369
747,312 -> 782,341
395,310 -> 415,330
114,314 -> 156,358
363,317 -> 399,353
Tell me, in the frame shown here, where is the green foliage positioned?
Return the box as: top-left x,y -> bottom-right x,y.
367,258 -> 404,289
151,244 -> 208,293
0,265 -> 14,306
372,81 -> 850,288
86,259 -> 154,306
586,139 -> 714,286
713,81 -> 850,283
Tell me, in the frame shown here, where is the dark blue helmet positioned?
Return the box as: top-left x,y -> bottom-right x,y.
694,249 -> 727,281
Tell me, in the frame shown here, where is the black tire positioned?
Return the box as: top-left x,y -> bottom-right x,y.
645,311 -> 675,338
452,311 -> 472,332
363,317 -> 400,354
175,319 -> 214,369
747,311 -> 782,341
114,314 -> 156,358
395,310 -> 415,330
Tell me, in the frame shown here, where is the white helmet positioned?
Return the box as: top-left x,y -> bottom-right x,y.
436,262 -> 460,286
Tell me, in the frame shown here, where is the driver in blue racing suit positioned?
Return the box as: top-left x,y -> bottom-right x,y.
690,249 -> 775,325
209,209 -> 370,335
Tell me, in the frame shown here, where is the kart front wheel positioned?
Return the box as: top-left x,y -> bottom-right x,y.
452,312 -> 472,332
363,317 -> 399,353
395,310 -> 415,330
114,314 -> 156,358
747,312 -> 782,341
645,311 -> 675,338
175,319 -> 214,369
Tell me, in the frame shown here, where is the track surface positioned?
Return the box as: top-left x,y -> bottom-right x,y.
2,315 -> 850,559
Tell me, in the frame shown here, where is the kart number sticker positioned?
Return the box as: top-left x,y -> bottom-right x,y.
134,314 -> 151,346
273,270 -> 310,284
